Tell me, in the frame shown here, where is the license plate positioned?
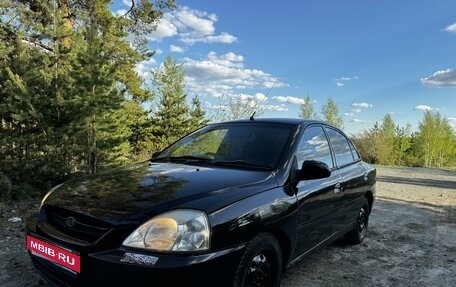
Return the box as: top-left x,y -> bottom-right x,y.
26,235 -> 81,273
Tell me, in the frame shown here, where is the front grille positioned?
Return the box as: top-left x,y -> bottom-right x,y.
31,255 -> 76,287
44,205 -> 111,244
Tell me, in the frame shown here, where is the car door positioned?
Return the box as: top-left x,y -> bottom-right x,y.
324,127 -> 368,229
294,125 -> 344,256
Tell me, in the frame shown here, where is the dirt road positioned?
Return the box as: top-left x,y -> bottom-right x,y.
1,166 -> 455,287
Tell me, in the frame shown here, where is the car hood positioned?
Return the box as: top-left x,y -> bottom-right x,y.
44,161 -> 278,224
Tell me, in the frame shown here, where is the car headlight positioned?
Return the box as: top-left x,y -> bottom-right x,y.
122,209 -> 210,252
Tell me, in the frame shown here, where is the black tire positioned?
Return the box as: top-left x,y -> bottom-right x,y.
345,198 -> 370,245
233,233 -> 282,287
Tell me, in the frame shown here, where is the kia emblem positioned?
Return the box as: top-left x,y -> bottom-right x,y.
65,216 -> 77,227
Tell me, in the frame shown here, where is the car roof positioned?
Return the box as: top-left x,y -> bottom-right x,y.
212,117 -> 326,126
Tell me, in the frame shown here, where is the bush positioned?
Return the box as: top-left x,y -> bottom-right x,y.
10,183 -> 40,201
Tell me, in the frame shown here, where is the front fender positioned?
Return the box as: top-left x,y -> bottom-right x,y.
208,187 -> 298,250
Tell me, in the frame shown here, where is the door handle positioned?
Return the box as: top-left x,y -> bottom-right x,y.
334,182 -> 343,193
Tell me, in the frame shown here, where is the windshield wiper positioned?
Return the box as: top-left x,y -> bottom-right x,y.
155,155 -> 212,164
214,160 -> 273,170
153,157 -> 273,169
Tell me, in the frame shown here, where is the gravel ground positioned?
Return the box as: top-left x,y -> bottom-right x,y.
0,166 -> 455,287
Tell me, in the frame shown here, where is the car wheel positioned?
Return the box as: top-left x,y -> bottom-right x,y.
345,198 -> 369,244
233,233 -> 282,287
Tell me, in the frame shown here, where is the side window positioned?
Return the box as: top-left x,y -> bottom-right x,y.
325,128 -> 354,167
296,126 -> 334,169
349,140 -> 361,161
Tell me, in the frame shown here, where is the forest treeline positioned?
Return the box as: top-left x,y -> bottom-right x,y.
1,1 -> 455,201
353,112 -> 456,168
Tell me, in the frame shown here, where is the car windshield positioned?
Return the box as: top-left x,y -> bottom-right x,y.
154,123 -> 295,169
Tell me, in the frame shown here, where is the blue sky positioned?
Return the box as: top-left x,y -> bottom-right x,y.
113,0 -> 456,135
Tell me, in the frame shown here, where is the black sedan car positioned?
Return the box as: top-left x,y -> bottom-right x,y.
26,118 -> 376,287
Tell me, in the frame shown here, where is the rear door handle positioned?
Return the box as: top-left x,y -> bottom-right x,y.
334,182 -> 343,193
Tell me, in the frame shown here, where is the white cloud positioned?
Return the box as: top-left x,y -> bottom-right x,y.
170,45 -> 185,53
414,105 -> 433,111
254,93 -> 267,102
181,32 -> 237,44
352,102 -> 373,108
206,103 -> 229,111
444,22 -> 456,34
272,96 -> 305,105
264,104 -> 289,112
113,9 -> 128,17
122,0 -> 132,6
234,94 -> 288,112
175,8 -> 216,37
220,93 -> 275,111
183,52 -> 285,98
135,58 -> 156,80
238,93 -> 268,105
449,117 -> 456,129
206,100 -> 287,113
155,49 -> 163,55
421,69 -> 456,87
351,108 -> 362,113
342,102 -> 372,117
208,33 -> 237,43
350,119 -> 374,123
147,16 -> 178,41
208,52 -> 243,62
334,76 -> 359,87
147,6 -> 237,44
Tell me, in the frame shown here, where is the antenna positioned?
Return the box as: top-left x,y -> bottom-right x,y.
256,78 -> 279,110
264,79 -> 278,99
250,111 -> 256,121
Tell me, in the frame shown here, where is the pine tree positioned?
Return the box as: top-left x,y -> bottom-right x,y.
121,100 -> 155,162
299,95 -> 317,119
152,56 -> 191,150
190,96 -> 209,130
0,32 -> 59,194
0,0 -> 175,194
321,97 -> 343,128
73,21 -> 125,173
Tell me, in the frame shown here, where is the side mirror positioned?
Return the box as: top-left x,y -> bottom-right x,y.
299,160 -> 331,180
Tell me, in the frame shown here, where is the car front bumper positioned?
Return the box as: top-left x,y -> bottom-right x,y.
27,226 -> 246,287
